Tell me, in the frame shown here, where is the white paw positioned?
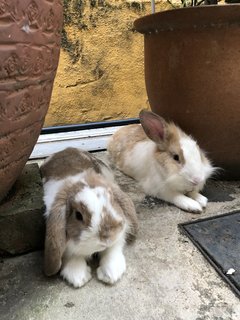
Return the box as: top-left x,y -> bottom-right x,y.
174,195 -> 202,213
97,253 -> 126,285
194,193 -> 208,208
60,259 -> 92,288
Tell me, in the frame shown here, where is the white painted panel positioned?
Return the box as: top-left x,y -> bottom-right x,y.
30,126 -> 123,159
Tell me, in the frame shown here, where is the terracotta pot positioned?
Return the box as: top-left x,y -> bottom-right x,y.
0,0 -> 63,201
134,5 -> 240,179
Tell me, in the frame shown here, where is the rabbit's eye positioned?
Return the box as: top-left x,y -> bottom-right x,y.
173,154 -> 180,162
75,211 -> 83,221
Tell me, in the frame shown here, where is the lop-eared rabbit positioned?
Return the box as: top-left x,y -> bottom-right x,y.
41,148 -> 138,288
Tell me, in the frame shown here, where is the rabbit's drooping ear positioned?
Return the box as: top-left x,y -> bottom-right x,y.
111,184 -> 138,243
139,109 -> 168,146
44,203 -> 67,276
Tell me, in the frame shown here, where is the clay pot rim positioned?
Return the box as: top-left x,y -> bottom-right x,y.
134,4 -> 240,34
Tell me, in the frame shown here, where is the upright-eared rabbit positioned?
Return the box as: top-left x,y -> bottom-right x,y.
41,147 -> 138,288
108,110 -> 215,213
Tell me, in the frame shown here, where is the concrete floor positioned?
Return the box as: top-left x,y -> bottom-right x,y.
1,152 -> 240,320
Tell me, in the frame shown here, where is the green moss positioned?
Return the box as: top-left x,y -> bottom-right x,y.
61,29 -> 82,64
92,63 -> 104,80
90,0 -> 97,7
72,0 -> 85,18
63,0 -> 87,27
62,0 -> 87,63
61,0 -> 144,61
63,0 -> 72,25
126,1 -> 145,11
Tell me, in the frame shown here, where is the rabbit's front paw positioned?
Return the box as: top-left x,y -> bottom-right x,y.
97,253 -> 126,284
61,258 -> 92,288
173,194 -> 202,213
188,191 -> 208,209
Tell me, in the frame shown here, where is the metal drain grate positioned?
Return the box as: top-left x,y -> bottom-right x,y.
179,210 -> 240,298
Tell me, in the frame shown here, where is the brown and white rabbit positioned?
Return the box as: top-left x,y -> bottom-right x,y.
41,147 -> 138,288
108,110 -> 215,213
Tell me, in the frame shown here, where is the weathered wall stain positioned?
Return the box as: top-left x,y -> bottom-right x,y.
45,1 -> 170,126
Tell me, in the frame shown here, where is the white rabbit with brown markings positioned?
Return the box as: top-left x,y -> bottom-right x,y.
108,110 -> 215,213
41,147 -> 138,288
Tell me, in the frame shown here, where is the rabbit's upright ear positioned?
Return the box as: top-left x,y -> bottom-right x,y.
111,184 -> 138,243
44,203 -> 67,276
139,109 -> 168,146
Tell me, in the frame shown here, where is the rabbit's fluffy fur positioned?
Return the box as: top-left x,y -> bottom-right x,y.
108,110 -> 215,213
41,148 -> 138,288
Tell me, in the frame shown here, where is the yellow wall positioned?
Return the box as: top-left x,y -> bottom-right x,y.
44,0 -> 171,127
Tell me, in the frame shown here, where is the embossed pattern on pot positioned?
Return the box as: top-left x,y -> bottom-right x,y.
0,0 -> 63,203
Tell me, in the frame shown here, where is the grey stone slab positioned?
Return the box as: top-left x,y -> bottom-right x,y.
0,163 -> 45,255
1,152 -> 240,320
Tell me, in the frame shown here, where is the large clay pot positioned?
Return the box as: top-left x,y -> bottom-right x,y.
0,0 -> 63,201
134,5 -> 240,179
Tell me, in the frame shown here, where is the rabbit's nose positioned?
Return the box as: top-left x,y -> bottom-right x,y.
191,177 -> 202,186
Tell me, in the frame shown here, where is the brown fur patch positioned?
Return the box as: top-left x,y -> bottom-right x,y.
108,124 -> 147,170
99,209 -> 123,242
82,172 -> 138,243
66,201 -> 92,241
44,188 -> 68,276
110,183 -> 138,243
41,147 -> 108,181
166,123 -> 186,164
84,169 -> 109,189
153,123 -> 186,175
60,181 -> 93,241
